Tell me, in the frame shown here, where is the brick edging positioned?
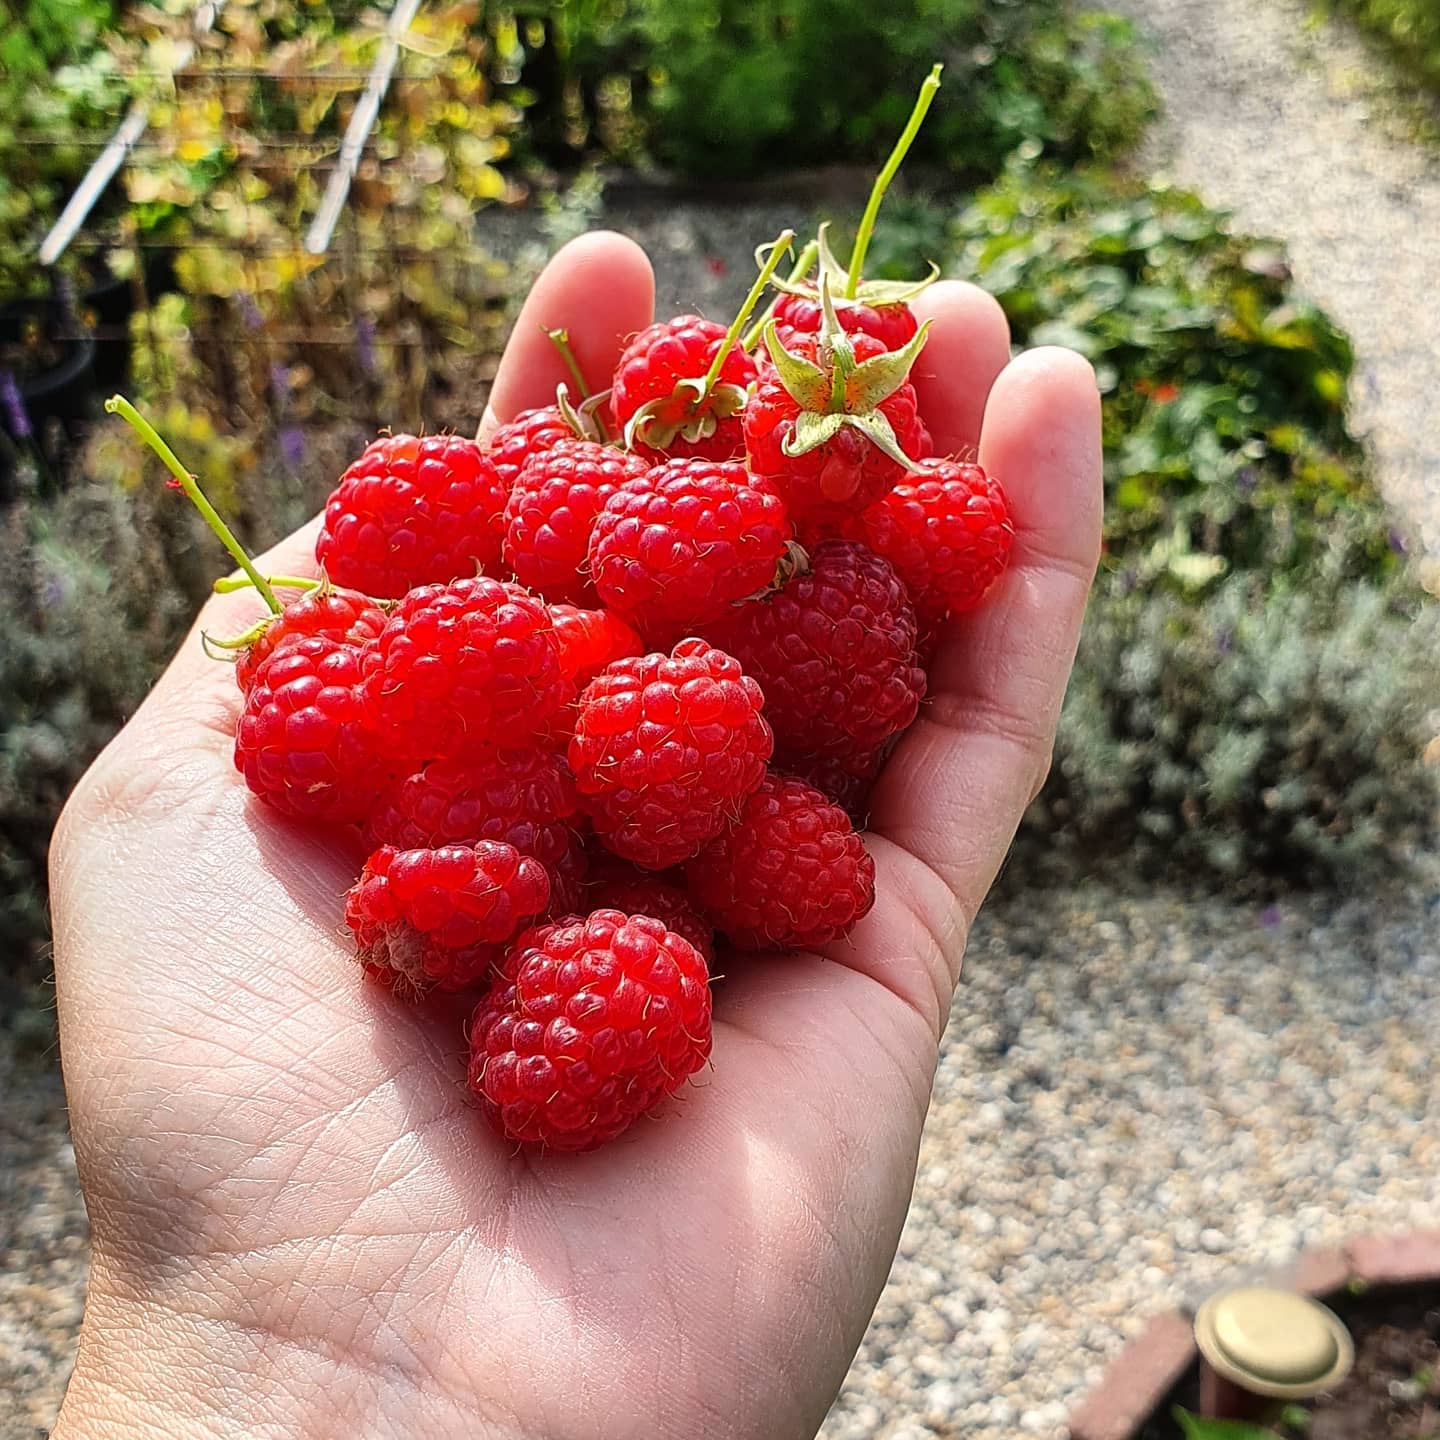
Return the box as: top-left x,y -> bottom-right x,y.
1066,1228 -> 1440,1440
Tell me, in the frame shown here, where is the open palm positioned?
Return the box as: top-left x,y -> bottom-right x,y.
49,233 -> 1101,1439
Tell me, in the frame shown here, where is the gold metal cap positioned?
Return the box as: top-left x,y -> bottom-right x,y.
1194,1288 -> 1354,1399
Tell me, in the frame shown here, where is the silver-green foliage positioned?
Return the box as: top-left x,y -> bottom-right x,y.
1025,574 -> 1440,885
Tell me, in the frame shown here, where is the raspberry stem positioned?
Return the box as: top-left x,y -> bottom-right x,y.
742,238 -> 819,352
212,573 -> 321,595
698,230 -> 794,398
106,394 -> 281,615
545,328 -> 591,399
845,64 -> 943,300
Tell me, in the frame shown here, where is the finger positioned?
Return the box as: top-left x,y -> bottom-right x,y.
909,280 -> 1012,457
869,346 -> 1103,932
477,231 -> 656,440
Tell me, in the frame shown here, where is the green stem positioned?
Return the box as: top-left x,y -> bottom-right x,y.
545,328 -> 590,399
106,394 -> 281,615
699,230 -> 794,398
846,63 -> 943,299
742,238 -> 819,352
212,573 -> 319,595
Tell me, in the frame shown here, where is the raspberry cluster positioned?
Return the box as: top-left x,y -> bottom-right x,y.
137,66 -> 1016,1155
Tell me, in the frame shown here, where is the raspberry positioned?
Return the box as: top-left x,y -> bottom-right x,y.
773,292 -> 919,352
548,604 -> 645,688
346,841 -> 550,991
234,635 -> 391,823
784,748 -> 885,824
610,315 -> 758,461
365,750 -> 582,882
484,405 -> 577,489
848,460 -> 1014,624
586,870 -> 715,967
504,440 -> 651,604
686,773 -> 875,950
568,638 -> 772,869
588,458 -> 791,637
233,586 -> 387,693
707,540 -> 924,762
361,577 -> 569,763
467,909 -> 712,1151
316,434 -> 508,599
745,330 -> 927,523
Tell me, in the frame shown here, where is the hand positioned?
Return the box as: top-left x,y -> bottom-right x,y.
49,232 -> 1101,1440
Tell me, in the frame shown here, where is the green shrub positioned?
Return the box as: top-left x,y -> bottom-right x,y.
867,163 -> 1434,883
1321,0 -> 1440,96
495,0 -> 1156,180
942,160 -> 1397,588
1022,574 -> 1440,886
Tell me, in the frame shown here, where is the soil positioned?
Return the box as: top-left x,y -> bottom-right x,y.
1144,1286 -> 1440,1439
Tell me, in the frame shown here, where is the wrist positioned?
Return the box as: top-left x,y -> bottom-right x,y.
55,1277 -> 524,1439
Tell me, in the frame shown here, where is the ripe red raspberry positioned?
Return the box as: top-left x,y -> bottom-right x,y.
848,460 -> 1014,624
484,405 -> 577,489
234,635 -> 391,823
361,577 -> 569,763
610,315 -> 758,461
347,841 -> 550,991
707,540 -> 925,762
316,434 -> 508,599
568,638 -> 772,869
548,604 -> 645,688
467,908 -> 712,1151
365,749 -> 582,880
504,440 -> 651,604
586,870 -> 715,967
784,750 -> 884,824
588,458 -> 791,637
745,330 -> 927,522
234,586 -> 387,692
686,773 -> 875,950
773,292 -> 919,352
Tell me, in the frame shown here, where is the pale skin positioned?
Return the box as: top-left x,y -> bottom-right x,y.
49,231 -> 1102,1439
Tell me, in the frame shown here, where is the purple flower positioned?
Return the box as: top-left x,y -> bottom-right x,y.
41,568 -> 69,609
1259,903 -> 1283,930
238,292 -> 265,331
1388,528 -> 1408,556
1,370 -> 30,440
280,425 -> 306,470
355,316 -> 378,380
1216,628 -> 1233,655
1235,467 -> 1258,494
270,363 -> 290,414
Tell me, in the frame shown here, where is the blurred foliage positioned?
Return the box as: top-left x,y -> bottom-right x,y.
873,160 -> 1399,591
1320,0 -> 1440,96
489,0 -> 1156,180
1023,573 -> 1440,887
0,0 -> 128,303
871,162 -> 1433,885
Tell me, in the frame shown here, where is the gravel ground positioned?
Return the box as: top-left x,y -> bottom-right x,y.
5,878 -> 1439,1438
1103,0 -> 1440,560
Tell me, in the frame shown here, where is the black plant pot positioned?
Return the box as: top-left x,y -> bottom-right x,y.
79,255 -> 135,389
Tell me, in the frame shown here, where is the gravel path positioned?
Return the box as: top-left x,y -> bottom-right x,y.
1102,0 -> 1440,556
6,879 -> 1440,1438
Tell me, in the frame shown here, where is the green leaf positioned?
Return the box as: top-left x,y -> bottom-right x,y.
1172,1405 -> 1282,1439
783,411 -> 846,457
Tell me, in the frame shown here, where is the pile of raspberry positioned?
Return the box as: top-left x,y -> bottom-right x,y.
228,288 -> 1013,1153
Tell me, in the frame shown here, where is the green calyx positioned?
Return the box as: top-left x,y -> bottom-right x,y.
771,222 -> 939,312
762,272 -> 932,470
626,230 -> 793,451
